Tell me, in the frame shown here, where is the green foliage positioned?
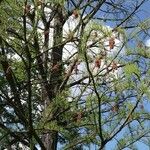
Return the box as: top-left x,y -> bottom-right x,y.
48,0 -> 66,5
12,61 -> 26,81
0,0 -> 150,150
79,21 -> 111,58
124,63 -> 140,78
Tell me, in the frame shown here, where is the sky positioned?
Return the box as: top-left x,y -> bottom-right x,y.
106,1 -> 150,150
60,1 -> 150,149
139,0 -> 150,46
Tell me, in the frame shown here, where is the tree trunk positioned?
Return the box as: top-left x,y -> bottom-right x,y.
41,5 -> 64,150
42,130 -> 58,150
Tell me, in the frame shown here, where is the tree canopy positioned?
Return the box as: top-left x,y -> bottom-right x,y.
0,0 -> 150,150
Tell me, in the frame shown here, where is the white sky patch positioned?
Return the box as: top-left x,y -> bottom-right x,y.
145,39 -> 150,47
62,14 -> 123,102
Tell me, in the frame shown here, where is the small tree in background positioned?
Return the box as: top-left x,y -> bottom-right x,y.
0,0 -> 150,150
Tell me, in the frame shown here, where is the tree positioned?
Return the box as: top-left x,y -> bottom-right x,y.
0,0 -> 150,150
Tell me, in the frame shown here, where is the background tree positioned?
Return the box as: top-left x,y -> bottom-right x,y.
0,0 -> 150,150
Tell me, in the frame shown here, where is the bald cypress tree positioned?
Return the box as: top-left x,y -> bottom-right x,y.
0,0 -> 150,149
